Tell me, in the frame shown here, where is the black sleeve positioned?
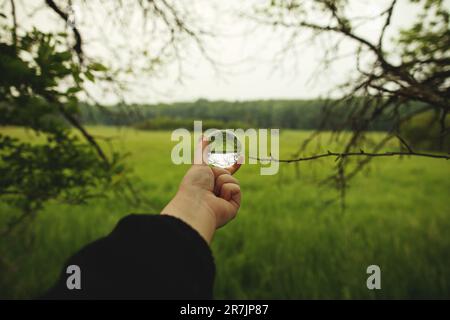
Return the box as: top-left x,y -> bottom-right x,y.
42,214 -> 215,299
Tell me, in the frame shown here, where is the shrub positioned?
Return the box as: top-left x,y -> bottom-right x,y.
400,111 -> 450,152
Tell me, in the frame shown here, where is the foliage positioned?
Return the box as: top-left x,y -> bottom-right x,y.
0,26 -> 125,232
401,111 -> 450,151
248,0 -> 450,199
0,0 -> 216,232
0,0 -> 212,233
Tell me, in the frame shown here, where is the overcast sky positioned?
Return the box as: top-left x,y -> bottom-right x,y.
13,0 -> 439,104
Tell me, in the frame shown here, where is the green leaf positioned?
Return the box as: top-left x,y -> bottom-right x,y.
67,87 -> 81,94
85,70 -> 95,82
89,62 -> 108,72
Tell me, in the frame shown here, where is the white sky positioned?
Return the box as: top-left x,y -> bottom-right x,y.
11,0 -> 442,104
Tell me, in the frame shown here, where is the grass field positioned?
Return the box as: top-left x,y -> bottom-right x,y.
1,126 -> 449,299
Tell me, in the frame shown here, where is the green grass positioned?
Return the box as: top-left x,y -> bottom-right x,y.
1,126 -> 449,299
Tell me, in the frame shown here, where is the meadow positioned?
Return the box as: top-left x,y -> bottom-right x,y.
1,126 -> 449,299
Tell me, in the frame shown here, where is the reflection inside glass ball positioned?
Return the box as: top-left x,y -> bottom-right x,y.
206,130 -> 242,168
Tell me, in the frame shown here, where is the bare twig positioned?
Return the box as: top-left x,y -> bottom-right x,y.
395,134 -> 413,153
9,0 -> 17,47
251,149 -> 449,163
42,93 -> 109,165
378,0 -> 397,49
45,0 -> 83,63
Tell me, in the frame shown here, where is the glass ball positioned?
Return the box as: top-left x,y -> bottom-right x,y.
206,130 -> 242,169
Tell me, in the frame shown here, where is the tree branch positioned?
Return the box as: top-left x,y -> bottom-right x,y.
378,0 -> 397,49
395,134 -> 413,153
251,149 -> 449,163
45,0 -> 83,63
42,93 -> 109,166
10,0 -> 17,47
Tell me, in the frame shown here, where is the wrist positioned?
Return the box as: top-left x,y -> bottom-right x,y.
161,188 -> 216,244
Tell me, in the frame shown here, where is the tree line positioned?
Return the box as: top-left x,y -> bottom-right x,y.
80,98 -> 424,131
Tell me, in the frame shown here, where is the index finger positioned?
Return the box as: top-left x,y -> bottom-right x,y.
225,154 -> 243,175
194,135 -> 209,165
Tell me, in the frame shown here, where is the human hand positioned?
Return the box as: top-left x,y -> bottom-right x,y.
161,137 -> 242,243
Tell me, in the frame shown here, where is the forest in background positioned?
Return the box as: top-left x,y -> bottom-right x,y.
81,98 -> 423,130
80,99 -> 448,151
